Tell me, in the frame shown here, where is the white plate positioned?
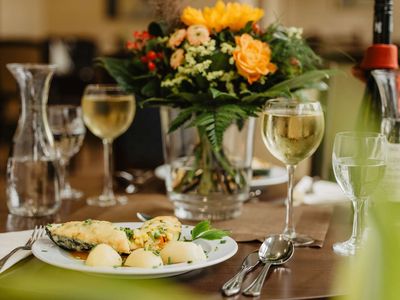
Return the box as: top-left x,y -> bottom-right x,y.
32,222 -> 238,278
154,164 -> 287,187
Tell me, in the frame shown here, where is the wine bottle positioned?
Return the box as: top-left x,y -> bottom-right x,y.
356,0 -> 394,132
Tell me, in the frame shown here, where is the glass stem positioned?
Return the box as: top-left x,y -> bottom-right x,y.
63,159 -> 72,191
58,161 -> 67,191
102,139 -> 114,199
351,199 -> 366,245
284,164 -> 297,237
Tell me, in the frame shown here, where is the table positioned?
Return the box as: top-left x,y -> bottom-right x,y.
0,146 -> 349,300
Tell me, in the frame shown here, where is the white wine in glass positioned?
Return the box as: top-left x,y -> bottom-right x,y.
261,98 -> 324,246
82,85 -> 135,207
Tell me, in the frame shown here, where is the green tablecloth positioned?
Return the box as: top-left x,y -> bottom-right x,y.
0,257 -> 205,300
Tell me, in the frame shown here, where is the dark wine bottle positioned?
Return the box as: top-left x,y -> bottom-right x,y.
373,0 -> 393,44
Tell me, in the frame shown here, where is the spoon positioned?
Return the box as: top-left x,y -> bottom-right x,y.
136,212 -> 153,222
242,234 -> 294,297
115,171 -> 138,194
222,251 -> 260,296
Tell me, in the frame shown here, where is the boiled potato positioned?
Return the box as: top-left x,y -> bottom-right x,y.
124,248 -> 163,268
85,244 -> 122,267
160,241 -> 206,264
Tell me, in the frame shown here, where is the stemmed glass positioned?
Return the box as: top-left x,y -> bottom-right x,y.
48,105 -> 86,199
332,132 -> 386,256
261,98 -> 325,246
81,84 -> 136,207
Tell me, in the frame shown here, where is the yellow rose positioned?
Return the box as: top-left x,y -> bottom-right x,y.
233,34 -> 277,84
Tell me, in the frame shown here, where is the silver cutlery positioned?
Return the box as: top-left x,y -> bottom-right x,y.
242,234 -> 294,297
0,225 -> 46,269
115,170 -> 154,194
222,251 -> 260,296
136,212 -> 153,222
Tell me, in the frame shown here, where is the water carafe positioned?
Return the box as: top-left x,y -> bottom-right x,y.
6,64 -> 61,216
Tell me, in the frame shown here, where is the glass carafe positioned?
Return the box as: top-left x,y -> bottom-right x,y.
6,64 -> 61,217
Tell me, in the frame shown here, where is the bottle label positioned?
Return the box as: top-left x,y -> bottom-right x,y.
381,143 -> 400,202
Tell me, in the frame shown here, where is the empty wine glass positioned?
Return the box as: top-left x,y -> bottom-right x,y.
261,98 -> 325,246
81,84 -> 136,207
48,105 -> 86,199
332,132 -> 386,256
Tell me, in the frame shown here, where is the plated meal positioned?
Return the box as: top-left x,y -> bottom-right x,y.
36,216 -> 236,276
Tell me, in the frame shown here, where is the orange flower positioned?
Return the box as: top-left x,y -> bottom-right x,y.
168,29 -> 187,48
233,34 -> 277,84
170,49 -> 185,69
186,25 -> 210,46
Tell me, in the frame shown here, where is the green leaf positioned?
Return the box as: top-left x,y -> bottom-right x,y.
191,221 -> 230,241
210,88 -> 239,101
195,229 -> 231,240
209,52 -> 230,72
141,78 -> 160,97
267,69 -> 336,93
168,108 -> 196,133
148,21 -> 168,36
96,57 -> 138,93
190,113 -> 214,127
191,220 -> 211,240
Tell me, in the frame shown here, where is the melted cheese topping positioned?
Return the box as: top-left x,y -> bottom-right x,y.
50,220 -> 131,253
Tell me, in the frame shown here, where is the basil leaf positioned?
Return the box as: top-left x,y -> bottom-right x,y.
191,220 -> 211,240
195,229 -> 231,240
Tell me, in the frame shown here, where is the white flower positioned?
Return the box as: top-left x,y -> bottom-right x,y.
287,27 -> 303,39
220,42 -> 235,54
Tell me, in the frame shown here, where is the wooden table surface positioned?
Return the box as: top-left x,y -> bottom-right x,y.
0,145 -> 349,300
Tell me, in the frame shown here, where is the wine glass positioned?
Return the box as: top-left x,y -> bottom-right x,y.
81,84 -> 136,207
48,105 -> 86,199
261,98 -> 325,246
332,132 -> 386,256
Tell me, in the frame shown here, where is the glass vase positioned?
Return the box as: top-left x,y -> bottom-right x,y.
160,107 -> 255,220
6,64 -> 61,217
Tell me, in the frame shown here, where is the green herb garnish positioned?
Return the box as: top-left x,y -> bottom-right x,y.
167,256 -> 172,265
191,220 -> 230,241
83,219 -> 93,225
122,227 -> 134,239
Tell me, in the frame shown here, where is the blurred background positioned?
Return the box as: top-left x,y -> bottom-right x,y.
0,0 -> 399,180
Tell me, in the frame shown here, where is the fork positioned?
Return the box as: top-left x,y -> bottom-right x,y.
0,225 -> 46,269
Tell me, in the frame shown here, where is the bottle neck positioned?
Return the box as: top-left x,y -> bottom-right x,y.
373,0 -> 393,44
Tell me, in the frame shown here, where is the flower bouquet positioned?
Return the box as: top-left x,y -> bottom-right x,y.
99,1 -> 330,219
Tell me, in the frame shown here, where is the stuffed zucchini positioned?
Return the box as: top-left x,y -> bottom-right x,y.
46,220 -> 131,253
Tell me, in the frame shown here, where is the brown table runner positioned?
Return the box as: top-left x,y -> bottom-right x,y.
68,194 -> 333,248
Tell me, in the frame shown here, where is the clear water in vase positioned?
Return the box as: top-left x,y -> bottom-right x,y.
7,157 -> 60,217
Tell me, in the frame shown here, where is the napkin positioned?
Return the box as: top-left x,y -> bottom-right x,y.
0,230 -> 33,274
294,176 -> 348,206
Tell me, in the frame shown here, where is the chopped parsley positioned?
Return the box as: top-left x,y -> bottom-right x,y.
187,260 -> 193,264
153,230 -> 161,239
167,256 -> 172,265
122,228 -> 134,239
220,240 -> 227,244
83,219 -> 93,225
